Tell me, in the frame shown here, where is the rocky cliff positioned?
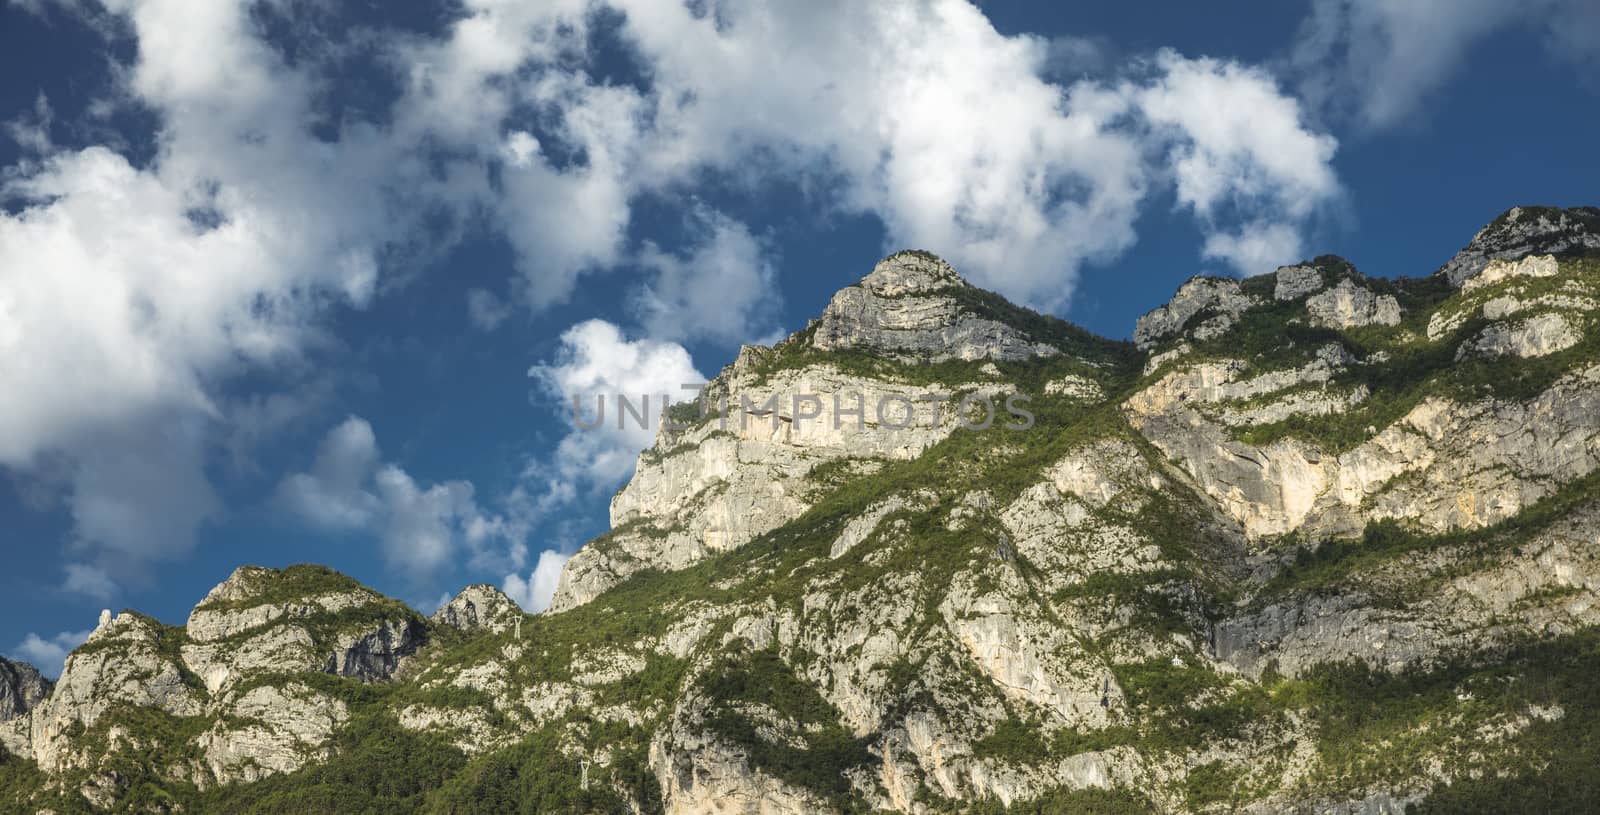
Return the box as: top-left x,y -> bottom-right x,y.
0,659 -> 49,725
4,206 -> 1600,814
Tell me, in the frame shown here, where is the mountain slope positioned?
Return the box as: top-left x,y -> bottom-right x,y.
4,206 -> 1600,814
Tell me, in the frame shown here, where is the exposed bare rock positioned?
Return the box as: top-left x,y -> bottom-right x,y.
1218,502 -> 1600,679
24,612 -> 202,775
1133,277 -> 1258,349
183,565 -> 426,691
431,584 -> 523,634
1043,374 -> 1103,400
1129,364 -> 1600,539
0,657 -> 50,723
1439,206 -> 1600,287
1274,264 -> 1326,300
811,252 -> 1060,362
1458,312 -> 1582,359
553,364 -> 1019,611
1305,279 -> 1402,328
197,682 -> 349,785
1461,253 -> 1561,293
650,694 -> 833,815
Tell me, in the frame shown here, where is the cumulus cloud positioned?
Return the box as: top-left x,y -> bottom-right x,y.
1135,52 -> 1339,274
397,0 -> 1341,306
1292,0 -> 1600,130
13,628 -> 92,679
528,320 -> 706,490
0,0 -> 420,592
635,207 -> 780,344
502,549 -> 570,614
279,417 -> 523,581
2,0 -> 1346,594
1202,223 -> 1307,278
606,0 -> 1150,310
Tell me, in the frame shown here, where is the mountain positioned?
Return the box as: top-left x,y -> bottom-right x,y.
4,206 -> 1600,814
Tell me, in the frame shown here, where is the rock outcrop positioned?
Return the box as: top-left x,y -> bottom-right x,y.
0,658 -> 49,723
551,252 -> 1099,611
1274,264 -> 1326,300
1438,205 -> 1600,286
810,251 -> 1061,362
183,565 -> 426,690
1459,311 -> 1582,359
1133,277 -> 1257,349
432,584 -> 524,633
1305,278 -> 1403,329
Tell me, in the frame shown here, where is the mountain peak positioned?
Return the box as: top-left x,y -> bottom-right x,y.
191,564 -> 364,615
1439,205 -> 1600,286
857,249 -> 967,297
431,584 -> 523,634
809,250 -> 1060,362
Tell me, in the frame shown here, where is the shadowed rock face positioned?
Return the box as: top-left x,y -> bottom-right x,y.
1438,205 -> 1600,287
0,658 -> 50,722
1133,276 -> 1258,349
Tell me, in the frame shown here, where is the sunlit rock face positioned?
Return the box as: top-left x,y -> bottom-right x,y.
15,211 -> 1600,815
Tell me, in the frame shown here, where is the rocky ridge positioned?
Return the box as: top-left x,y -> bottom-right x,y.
4,206 -> 1600,814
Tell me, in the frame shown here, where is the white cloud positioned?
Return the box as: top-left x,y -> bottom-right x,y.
1,0 -> 1347,594
278,417 -> 382,529
1202,223 -> 1306,278
1291,0 -> 1600,130
1135,52 -> 1339,275
503,549 -> 569,614
13,628 -> 92,679
397,0 -> 1340,308
1137,52 -> 1339,222
0,0 -> 423,591
529,319 -> 706,490
635,207 -> 780,344
5,92 -> 53,154
279,417 -> 524,581
610,0 -> 1150,310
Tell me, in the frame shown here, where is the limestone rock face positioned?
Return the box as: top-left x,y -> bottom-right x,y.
649,695 -> 833,815
1133,277 -> 1258,349
1305,279 -> 1402,328
552,252 -> 1063,611
1217,501 -> 1600,679
1462,253 -> 1561,293
24,612 -> 202,775
1128,363 -> 1600,539
1439,205 -> 1600,286
1459,311 -> 1583,359
550,359 -> 1003,610
1274,264 -> 1325,300
0,657 -> 49,723
810,252 -> 1060,362
432,584 -> 523,633
183,565 -> 426,692
0,565 -> 435,801
197,682 -> 349,785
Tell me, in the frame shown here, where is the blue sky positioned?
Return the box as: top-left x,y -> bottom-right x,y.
1,0 -> 1596,676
